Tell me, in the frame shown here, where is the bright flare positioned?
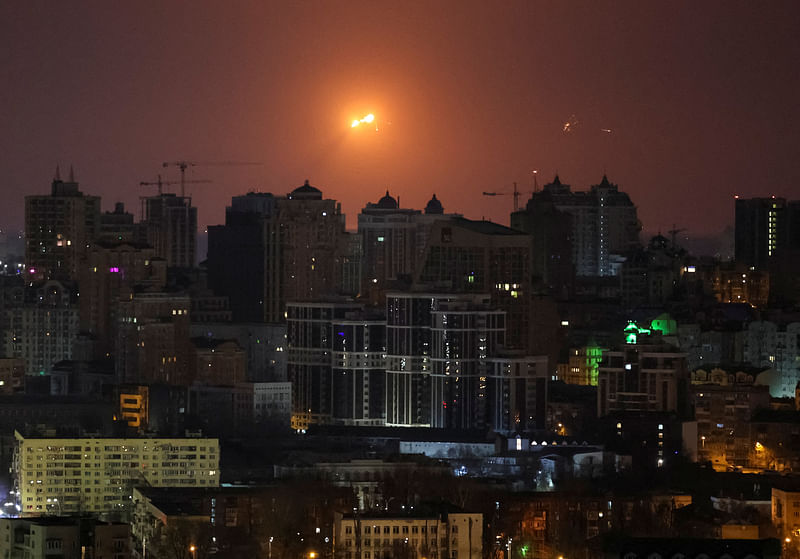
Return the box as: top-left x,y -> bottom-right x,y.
351,113 -> 375,127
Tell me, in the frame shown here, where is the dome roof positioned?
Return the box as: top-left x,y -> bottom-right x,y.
376,190 -> 398,209
425,194 -> 444,214
288,179 -> 322,200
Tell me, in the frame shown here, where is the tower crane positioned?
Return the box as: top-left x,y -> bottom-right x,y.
139,174 -> 211,196
483,182 -> 531,212
162,160 -> 262,197
667,224 -> 687,250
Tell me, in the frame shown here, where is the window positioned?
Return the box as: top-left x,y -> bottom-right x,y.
346,526 -> 353,534
393,527 -> 399,534
402,526 -> 409,534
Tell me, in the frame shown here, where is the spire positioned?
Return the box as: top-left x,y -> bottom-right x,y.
55,165 -> 61,181
552,174 -> 561,185
68,165 -> 75,182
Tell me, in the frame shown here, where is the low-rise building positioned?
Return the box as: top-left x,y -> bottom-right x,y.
0,517 -> 129,559
333,507 -> 482,559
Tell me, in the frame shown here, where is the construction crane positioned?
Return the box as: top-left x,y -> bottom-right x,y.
483,182 -> 529,212
667,224 -> 687,250
162,160 -> 262,197
139,174 -> 211,196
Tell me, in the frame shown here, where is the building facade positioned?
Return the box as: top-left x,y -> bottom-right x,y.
141,193 -> 197,268
597,328 -> 689,417
25,170 -> 101,281
333,510 -> 483,559
13,431 -> 219,515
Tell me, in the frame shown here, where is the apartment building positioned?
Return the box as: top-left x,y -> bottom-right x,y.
13,431 -> 219,515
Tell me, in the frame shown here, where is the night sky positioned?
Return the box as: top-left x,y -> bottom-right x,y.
2,1 -> 800,238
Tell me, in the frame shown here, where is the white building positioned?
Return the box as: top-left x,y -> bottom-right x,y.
742,321 -> 800,397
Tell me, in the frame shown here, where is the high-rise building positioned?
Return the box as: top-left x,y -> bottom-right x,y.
516,175 -> 640,279
207,182 -> 346,323
142,193 -> 197,268
279,181 -> 347,305
25,168 -> 100,281
208,192 -> 278,322
2,280 -> 79,376
99,202 -> 141,244
416,217 -> 532,350
286,301 -> 382,429
429,296 -> 505,429
385,291 -> 547,430
735,196 -> 788,270
78,241 -> 163,359
358,191 -> 421,290
116,292 -> 192,385
486,354 -> 549,433
13,431 -> 219,515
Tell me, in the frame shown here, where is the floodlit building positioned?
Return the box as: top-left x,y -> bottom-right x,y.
742,321 -> 800,397
333,508 -> 483,559
558,345 -> 604,386
597,323 -> 689,417
13,431 -> 219,515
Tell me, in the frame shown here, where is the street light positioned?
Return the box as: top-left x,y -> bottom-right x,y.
189,544 -> 196,559
269,537 -> 273,559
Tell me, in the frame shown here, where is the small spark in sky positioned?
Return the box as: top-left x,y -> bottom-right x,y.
600,128 -> 612,134
563,114 -> 579,133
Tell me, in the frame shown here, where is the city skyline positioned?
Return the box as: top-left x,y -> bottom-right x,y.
3,2 -> 800,237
